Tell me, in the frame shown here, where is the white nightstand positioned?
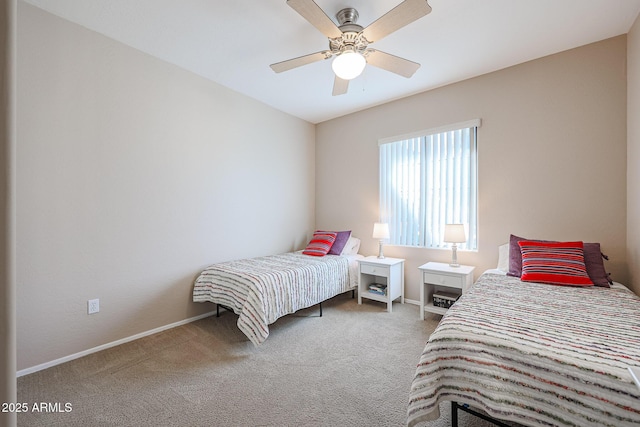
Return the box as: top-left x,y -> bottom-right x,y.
418,262 -> 475,319
358,257 -> 405,312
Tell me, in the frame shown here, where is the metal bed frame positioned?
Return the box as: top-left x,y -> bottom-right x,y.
451,402 -> 515,427
215,289 -> 356,318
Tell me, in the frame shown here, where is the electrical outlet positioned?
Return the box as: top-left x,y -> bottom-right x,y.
88,298 -> 100,314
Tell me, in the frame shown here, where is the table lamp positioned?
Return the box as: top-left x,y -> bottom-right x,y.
444,224 -> 466,267
372,222 -> 390,259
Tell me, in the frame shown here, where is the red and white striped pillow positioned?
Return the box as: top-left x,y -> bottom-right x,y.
518,240 -> 593,286
302,231 -> 337,256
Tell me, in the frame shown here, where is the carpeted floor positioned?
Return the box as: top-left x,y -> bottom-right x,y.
17,293 -> 515,426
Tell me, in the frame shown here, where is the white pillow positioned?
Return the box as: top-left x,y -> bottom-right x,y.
340,236 -> 361,256
497,243 -> 509,272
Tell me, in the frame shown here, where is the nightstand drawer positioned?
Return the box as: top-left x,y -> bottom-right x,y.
423,272 -> 464,289
360,264 -> 390,277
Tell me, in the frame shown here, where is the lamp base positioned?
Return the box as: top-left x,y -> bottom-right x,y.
449,244 -> 459,267
377,240 -> 385,259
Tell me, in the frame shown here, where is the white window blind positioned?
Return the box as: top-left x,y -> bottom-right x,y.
379,120 -> 479,250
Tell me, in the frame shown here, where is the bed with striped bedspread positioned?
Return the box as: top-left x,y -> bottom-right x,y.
193,251 -> 351,345
407,272 -> 640,427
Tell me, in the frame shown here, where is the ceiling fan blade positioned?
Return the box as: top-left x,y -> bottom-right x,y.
286,0 -> 343,39
366,50 -> 420,78
270,51 -> 331,73
332,76 -> 349,96
361,0 -> 432,43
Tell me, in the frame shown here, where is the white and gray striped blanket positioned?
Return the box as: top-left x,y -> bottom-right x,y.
408,272 -> 640,427
193,251 -> 351,345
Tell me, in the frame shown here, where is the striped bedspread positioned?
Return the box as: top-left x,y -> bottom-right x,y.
193,251 -> 351,345
407,272 -> 640,427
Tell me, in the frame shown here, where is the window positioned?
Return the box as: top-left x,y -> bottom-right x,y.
379,119 -> 479,250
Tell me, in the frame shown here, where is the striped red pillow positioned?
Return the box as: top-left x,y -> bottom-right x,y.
302,231 -> 338,256
518,240 -> 593,286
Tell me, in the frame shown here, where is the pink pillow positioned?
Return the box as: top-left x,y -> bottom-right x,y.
518,240 -> 593,286
302,231 -> 337,256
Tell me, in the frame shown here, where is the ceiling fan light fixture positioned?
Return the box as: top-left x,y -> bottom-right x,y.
331,50 -> 366,80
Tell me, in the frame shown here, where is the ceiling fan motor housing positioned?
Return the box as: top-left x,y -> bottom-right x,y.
330,8 -> 368,54
336,8 -> 358,25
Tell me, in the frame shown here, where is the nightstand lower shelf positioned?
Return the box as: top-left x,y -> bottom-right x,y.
423,304 -> 449,316
362,291 -> 390,304
418,262 -> 475,320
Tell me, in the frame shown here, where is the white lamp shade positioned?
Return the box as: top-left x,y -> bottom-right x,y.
372,222 -> 390,240
331,50 -> 366,80
444,224 -> 466,243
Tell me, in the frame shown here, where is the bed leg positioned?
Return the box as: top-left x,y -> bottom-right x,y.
451,401 -> 459,427
351,289 -> 355,299
319,302 -> 323,317
216,304 -> 219,318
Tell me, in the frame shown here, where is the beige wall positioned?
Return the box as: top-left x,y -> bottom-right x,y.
16,3 -> 315,371
317,36 -> 628,302
1,0 -> 17,425
628,14 -> 640,295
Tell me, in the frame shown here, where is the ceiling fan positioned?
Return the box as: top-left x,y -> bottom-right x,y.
270,0 -> 432,96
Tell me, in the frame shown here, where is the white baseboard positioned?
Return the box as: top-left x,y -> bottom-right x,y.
404,298 -> 419,306
17,311 -> 216,377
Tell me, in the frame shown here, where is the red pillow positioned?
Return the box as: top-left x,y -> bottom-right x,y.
518,240 -> 593,286
508,234 -> 611,286
302,231 -> 337,256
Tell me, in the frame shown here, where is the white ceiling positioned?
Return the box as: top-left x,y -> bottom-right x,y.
23,0 -> 640,124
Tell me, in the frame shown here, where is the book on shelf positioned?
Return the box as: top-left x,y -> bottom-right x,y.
368,283 -> 387,295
